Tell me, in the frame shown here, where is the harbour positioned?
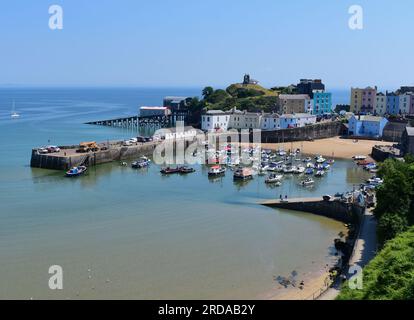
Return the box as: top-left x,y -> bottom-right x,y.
0,87 -> 373,299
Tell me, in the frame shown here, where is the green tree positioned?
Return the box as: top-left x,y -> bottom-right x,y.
202,86 -> 214,100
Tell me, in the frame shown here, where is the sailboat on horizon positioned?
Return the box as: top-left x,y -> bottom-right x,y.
11,100 -> 20,118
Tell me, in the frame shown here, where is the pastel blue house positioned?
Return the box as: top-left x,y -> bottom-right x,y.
348,115 -> 389,138
386,92 -> 400,115
312,91 -> 332,115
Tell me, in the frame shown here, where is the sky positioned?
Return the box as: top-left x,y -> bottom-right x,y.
0,0 -> 413,90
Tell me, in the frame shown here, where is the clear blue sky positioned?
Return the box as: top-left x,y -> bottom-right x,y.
1,0 -> 413,89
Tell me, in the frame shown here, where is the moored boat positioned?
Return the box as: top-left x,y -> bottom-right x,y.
233,167 -> 253,181
353,155 -> 367,161
315,170 -> 325,177
132,156 -> 151,168
300,178 -> 314,186
305,168 -> 314,175
179,166 -> 195,174
265,174 -> 283,184
160,167 -> 181,174
65,165 -> 87,177
208,165 -> 226,176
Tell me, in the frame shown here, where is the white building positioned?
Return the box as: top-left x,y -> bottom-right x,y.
201,110 -> 231,132
154,123 -> 199,140
201,108 -> 263,132
279,113 -> 317,129
201,109 -> 316,132
261,113 -> 280,131
399,93 -> 414,115
375,93 -> 387,116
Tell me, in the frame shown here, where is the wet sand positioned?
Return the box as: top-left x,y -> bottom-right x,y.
247,137 -> 394,160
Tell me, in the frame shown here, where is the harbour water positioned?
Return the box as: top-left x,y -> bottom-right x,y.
0,88 -> 367,299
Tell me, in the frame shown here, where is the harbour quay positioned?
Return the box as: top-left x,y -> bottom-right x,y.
30,140 -> 160,170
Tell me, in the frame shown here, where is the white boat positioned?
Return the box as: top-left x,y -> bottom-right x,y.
278,149 -> 286,156
353,155 -> 367,161
283,166 -> 294,174
315,170 -> 325,177
306,162 -> 315,169
11,101 -> 20,118
303,157 -> 312,162
316,157 -> 326,163
265,174 -> 283,184
294,166 -> 305,174
301,178 -> 314,186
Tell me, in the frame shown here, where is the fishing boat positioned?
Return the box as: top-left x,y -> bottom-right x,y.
300,178 -> 314,186
233,167 -> 253,181
208,165 -> 226,176
131,156 -> 151,168
265,174 -> 283,184
65,165 -> 87,177
315,170 -> 325,177
160,167 -> 181,174
179,166 -> 195,174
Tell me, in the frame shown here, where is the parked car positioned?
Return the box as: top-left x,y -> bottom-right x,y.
46,145 -> 60,153
323,195 -> 332,201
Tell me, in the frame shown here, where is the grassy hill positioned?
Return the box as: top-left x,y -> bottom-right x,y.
203,83 -> 280,113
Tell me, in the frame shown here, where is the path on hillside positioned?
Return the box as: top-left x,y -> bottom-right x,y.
318,208 -> 378,300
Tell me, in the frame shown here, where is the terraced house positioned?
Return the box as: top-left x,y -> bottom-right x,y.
350,87 -> 377,114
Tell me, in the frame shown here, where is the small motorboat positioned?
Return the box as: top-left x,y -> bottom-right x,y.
160,167 -> 181,174
306,162 -> 314,169
293,166 -> 305,174
316,156 -> 326,163
353,155 -> 367,161
233,167 -> 253,181
315,170 -> 325,177
357,160 -> 373,166
283,166 -> 294,174
132,157 -> 150,168
303,157 -> 312,163
322,163 -> 331,170
65,165 -> 87,177
265,174 -> 283,184
208,165 -> 226,176
305,168 -> 314,175
301,178 -> 314,186
179,166 -> 195,174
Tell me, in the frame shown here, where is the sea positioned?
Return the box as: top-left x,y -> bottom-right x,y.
0,87 -> 364,299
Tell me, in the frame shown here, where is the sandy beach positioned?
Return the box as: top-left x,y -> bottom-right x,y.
257,137 -> 393,160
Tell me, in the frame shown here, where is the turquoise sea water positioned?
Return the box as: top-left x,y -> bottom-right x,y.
0,88 -> 365,299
